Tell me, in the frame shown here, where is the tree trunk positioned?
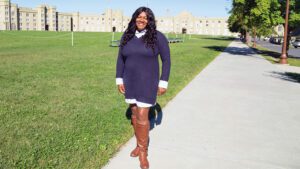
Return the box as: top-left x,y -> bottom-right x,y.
286,27 -> 292,58
246,31 -> 251,45
252,28 -> 257,48
286,35 -> 291,57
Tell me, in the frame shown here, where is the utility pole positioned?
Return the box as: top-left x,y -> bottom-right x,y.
280,0 -> 290,64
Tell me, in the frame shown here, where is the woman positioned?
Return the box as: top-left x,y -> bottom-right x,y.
116,6 -> 171,169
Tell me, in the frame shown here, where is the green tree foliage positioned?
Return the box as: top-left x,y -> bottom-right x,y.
228,0 -> 249,42
279,0 -> 300,30
229,0 -> 300,54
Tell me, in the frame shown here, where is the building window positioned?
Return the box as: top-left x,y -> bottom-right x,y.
26,13 -> 29,17
33,14 -> 36,17
218,21 -> 221,23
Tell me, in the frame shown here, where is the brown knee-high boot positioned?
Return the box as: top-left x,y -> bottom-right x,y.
130,115 -> 140,157
136,121 -> 150,169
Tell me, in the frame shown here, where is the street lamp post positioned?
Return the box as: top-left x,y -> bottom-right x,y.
280,0 -> 290,64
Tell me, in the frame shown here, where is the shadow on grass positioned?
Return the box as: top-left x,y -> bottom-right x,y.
201,37 -> 235,41
204,46 -> 260,56
125,103 -> 163,130
270,71 -> 300,83
251,47 -> 300,60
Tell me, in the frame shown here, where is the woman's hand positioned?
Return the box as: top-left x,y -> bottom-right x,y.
118,84 -> 125,94
157,87 -> 167,96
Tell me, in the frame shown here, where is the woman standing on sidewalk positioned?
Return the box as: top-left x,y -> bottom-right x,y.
115,6 -> 171,169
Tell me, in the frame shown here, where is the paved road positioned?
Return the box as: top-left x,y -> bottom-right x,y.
256,40 -> 300,58
103,40 -> 300,169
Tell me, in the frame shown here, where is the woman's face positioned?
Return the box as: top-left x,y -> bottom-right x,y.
136,12 -> 148,31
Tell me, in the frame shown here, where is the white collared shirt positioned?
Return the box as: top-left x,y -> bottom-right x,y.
135,29 -> 147,38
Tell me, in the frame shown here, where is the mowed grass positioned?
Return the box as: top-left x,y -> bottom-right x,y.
0,31 -> 233,168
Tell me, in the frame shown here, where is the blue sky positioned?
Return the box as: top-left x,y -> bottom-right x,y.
12,0 -> 232,17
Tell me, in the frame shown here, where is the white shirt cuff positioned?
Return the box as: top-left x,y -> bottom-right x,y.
116,78 -> 123,85
158,80 -> 168,89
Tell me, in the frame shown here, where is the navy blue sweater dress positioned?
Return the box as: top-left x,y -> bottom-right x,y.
116,30 -> 171,105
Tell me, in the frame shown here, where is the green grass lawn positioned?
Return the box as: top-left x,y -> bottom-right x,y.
0,31 -> 233,168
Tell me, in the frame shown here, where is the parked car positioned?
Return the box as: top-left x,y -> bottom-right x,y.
263,37 -> 270,41
292,39 -> 300,48
269,37 -> 284,45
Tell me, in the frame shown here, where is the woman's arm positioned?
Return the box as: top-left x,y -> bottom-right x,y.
157,31 -> 171,95
116,46 -> 126,94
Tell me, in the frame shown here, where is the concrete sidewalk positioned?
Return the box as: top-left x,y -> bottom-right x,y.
103,40 -> 300,169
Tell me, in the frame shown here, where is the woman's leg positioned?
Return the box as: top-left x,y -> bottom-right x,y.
130,104 -> 140,157
136,107 -> 150,169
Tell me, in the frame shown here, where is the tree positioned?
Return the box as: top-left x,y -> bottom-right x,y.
249,0 -> 283,47
228,0 -> 283,46
279,0 -> 300,56
228,0 -> 250,43
228,0 -> 300,58
228,0 -> 281,45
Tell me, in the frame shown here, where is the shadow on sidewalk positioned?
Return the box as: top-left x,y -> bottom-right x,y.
125,103 -> 164,131
270,71 -> 300,83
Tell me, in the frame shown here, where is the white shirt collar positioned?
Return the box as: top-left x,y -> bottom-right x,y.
135,29 -> 147,38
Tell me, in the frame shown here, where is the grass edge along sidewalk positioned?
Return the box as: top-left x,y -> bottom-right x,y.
250,44 -> 300,67
0,31 -> 234,169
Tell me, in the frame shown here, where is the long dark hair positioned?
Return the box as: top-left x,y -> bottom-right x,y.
120,7 -> 157,51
